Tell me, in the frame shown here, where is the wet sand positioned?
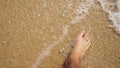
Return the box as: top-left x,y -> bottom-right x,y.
0,0 -> 120,68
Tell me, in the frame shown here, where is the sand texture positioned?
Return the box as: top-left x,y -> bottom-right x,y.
0,0 -> 120,68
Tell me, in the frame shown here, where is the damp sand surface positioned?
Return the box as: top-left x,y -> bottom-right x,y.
0,0 -> 120,68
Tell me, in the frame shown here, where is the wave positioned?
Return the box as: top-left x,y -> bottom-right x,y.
71,0 -> 94,24
97,0 -> 120,34
32,25 -> 69,68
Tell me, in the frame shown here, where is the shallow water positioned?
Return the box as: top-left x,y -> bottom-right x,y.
0,0 -> 120,68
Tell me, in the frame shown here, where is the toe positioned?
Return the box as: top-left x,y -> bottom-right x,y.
77,30 -> 86,39
80,30 -> 85,36
86,36 -> 89,41
86,40 -> 91,45
85,41 -> 91,51
84,33 -> 89,40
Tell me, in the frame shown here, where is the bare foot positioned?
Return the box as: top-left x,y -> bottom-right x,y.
70,30 -> 91,61
64,30 -> 91,68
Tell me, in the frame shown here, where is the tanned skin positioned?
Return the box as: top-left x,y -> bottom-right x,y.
64,30 -> 91,68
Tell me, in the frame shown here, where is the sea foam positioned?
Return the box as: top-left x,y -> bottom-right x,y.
98,0 -> 120,34
71,0 -> 94,24
32,25 -> 69,68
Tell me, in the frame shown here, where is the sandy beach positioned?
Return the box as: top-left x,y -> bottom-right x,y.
0,0 -> 120,68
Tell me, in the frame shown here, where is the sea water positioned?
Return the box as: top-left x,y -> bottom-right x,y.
32,0 -> 120,68
97,0 -> 120,34
71,0 -> 94,24
0,0 -> 119,68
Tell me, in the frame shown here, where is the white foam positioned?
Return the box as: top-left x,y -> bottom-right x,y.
71,0 -> 94,24
62,25 -> 69,35
32,25 -> 69,68
97,0 -> 120,34
117,0 -> 120,9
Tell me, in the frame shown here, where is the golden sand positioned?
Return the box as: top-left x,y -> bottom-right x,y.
0,0 -> 120,68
